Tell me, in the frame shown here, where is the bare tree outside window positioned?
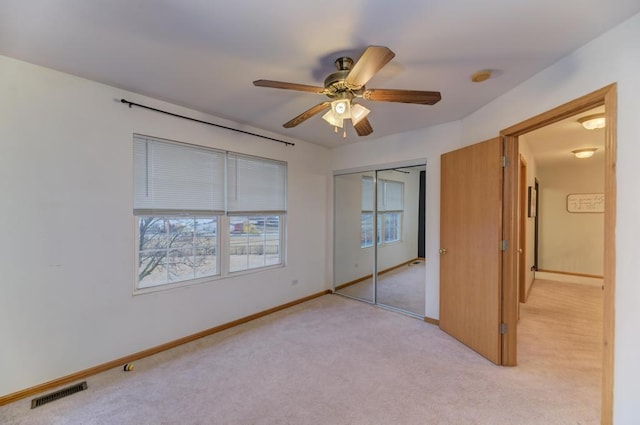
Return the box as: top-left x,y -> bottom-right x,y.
137,217 -> 218,287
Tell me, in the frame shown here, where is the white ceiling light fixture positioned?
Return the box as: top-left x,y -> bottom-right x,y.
322,99 -> 370,138
471,69 -> 492,83
350,103 -> 370,125
332,99 -> 350,116
322,109 -> 343,129
578,113 -> 605,130
572,148 -> 598,159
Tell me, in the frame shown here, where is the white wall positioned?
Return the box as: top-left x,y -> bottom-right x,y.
0,55 -> 330,397
330,12 -> 640,422
537,160 -> 604,275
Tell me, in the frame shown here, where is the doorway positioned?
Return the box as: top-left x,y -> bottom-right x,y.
515,105 -> 605,422
501,84 -> 616,424
437,84 -> 615,424
333,163 -> 426,317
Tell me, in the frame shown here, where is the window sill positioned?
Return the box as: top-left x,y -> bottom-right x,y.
133,263 -> 285,296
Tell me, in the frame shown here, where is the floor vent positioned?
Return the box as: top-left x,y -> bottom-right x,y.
31,381 -> 88,409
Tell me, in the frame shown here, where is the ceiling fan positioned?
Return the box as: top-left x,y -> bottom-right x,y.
253,46 -> 442,137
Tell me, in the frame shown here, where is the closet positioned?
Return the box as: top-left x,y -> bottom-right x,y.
333,164 -> 426,317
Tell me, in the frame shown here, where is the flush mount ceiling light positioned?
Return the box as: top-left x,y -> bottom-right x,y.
471,70 -> 492,83
572,148 -> 598,159
578,113 -> 606,130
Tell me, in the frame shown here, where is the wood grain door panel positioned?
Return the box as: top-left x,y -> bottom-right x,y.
439,138 -> 502,364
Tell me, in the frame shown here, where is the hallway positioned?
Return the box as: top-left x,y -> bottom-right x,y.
518,279 -> 603,423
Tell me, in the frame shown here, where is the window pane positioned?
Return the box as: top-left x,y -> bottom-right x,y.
265,216 -> 281,266
138,249 -> 167,288
137,216 -> 219,289
384,212 -> 401,243
194,218 -> 217,278
167,248 -> 195,282
229,215 -> 282,273
361,213 -> 373,248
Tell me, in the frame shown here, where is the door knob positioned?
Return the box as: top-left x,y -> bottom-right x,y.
518,248 -> 523,253
439,248 -> 447,255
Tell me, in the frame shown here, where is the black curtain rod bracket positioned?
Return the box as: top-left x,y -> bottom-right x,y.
120,99 -> 294,147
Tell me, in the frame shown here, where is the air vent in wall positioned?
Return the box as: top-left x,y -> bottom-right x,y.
31,381 -> 88,409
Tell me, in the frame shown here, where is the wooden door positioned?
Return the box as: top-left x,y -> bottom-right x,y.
439,138 -> 503,364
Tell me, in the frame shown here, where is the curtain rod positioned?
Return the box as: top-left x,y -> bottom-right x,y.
120,99 -> 295,147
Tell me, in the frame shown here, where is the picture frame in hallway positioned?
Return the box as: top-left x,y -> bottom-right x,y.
566,193 -> 604,213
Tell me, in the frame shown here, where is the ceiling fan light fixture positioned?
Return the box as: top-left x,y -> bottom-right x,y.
253,46 -> 442,137
578,113 -> 605,130
331,99 -> 351,117
572,148 -> 598,159
351,103 -> 370,125
322,110 -> 344,128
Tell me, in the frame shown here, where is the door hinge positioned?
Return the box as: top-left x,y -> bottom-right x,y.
501,156 -> 510,167
500,323 -> 508,334
501,240 -> 508,251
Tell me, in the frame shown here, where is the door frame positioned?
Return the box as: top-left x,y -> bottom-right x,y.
518,155 -> 527,303
500,84 -> 616,425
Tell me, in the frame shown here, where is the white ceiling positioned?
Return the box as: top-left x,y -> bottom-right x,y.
524,107 -> 606,168
1,0 -> 637,149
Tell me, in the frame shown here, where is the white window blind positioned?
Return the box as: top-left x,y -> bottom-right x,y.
134,136 -> 226,215
361,176 -> 374,211
378,179 -> 404,211
227,153 -> 286,213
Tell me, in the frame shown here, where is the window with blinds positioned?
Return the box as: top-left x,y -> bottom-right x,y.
133,135 -> 286,291
361,176 -> 403,248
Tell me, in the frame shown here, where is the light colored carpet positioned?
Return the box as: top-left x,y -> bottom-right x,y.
1,279 -> 601,425
517,279 -> 602,421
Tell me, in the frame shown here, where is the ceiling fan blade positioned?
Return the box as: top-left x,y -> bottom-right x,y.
363,89 -> 442,105
345,46 -> 395,88
354,117 -> 373,136
283,102 -> 331,128
253,79 -> 325,94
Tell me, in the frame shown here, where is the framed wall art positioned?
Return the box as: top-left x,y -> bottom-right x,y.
566,193 -> 604,213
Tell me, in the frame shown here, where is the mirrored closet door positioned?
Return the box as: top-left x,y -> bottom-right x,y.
333,165 -> 425,317
333,171 -> 375,303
